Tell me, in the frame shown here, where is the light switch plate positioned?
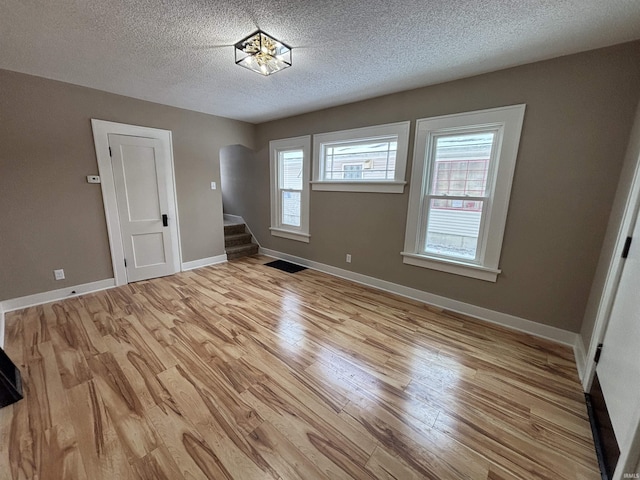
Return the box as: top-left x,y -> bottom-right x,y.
87,175 -> 101,184
211,181 -> 216,190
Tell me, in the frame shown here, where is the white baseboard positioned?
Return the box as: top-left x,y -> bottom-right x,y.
0,278 -> 116,313
260,247 -> 579,347
182,254 -> 228,271
573,335 -> 588,383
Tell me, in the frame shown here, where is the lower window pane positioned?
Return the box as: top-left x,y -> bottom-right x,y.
282,190 -> 301,227
424,199 -> 483,260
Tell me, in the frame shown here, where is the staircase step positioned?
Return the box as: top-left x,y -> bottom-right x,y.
225,232 -> 252,247
226,243 -> 259,260
224,223 -> 246,235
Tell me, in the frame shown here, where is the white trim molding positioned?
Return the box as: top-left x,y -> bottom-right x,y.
401,252 -> 501,282
0,303 -> 4,349
91,119 -> 182,287
182,255 -> 228,271
583,144 -> 640,390
0,279 -> 116,313
259,247 -> 578,347
269,228 -> 311,243
309,181 -> 407,194
573,334 -> 587,382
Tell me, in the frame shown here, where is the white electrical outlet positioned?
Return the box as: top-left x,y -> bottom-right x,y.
53,269 -> 65,280
86,175 -> 101,184
346,254 -> 352,263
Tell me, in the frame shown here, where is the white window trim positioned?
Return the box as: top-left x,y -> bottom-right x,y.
270,135 -> 311,243
401,104 -> 526,282
311,121 -> 410,193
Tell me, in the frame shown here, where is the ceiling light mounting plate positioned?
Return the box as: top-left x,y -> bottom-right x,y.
234,30 -> 292,76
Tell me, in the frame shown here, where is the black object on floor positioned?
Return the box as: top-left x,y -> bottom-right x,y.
265,260 -> 307,273
586,373 -> 620,480
0,347 -> 23,409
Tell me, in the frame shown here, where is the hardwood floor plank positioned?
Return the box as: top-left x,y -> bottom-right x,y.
146,404 -> 234,480
434,410 -> 598,479
157,365 -> 278,479
67,380 -> 135,480
20,307 -> 51,353
247,420 -> 332,480
0,255 -> 598,479
131,445 -> 186,480
100,334 -> 174,413
86,352 -> 160,462
342,392 -> 490,480
6,397 -> 36,480
365,445 -> 425,480
241,342 -> 378,455
241,382 -> 377,479
163,332 -> 264,436
24,341 -> 69,432
37,424 -> 88,480
62,299 -> 108,356
49,323 -> 93,389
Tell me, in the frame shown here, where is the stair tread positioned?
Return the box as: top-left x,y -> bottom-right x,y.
224,223 -> 246,235
225,243 -> 258,253
224,233 -> 251,240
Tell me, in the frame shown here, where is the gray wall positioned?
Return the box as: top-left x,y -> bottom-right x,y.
0,69 -> 255,301
240,42 -> 640,333
220,144 -> 262,224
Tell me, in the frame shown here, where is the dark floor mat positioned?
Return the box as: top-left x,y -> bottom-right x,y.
264,260 -> 307,273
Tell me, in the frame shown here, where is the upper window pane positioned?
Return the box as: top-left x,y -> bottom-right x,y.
312,121 -> 410,193
279,150 -> 303,190
431,132 -> 494,196
323,139 -> 397,181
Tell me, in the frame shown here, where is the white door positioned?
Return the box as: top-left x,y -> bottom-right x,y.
108,134 -> 178,282
597,209 -> 640,477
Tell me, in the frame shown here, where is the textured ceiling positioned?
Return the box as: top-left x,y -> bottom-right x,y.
1,0 -> 640,123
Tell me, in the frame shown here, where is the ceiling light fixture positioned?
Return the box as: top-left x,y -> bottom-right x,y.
234,30 -> 292,76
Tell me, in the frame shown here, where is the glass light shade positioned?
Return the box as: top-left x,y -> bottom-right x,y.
234,30 -> 292,76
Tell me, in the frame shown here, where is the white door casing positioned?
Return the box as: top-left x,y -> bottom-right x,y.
91,120 -> 181,286
597,209 -> 640,480
109,134 -> 177,282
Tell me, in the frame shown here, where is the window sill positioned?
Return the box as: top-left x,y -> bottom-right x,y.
400,252 -> 500,282
270,227 -> 310,243
310,181 -> 406,194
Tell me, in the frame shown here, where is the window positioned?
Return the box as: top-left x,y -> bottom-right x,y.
270,136 -> 311,242
402,105 -> 526,281
312,121 -> 410,193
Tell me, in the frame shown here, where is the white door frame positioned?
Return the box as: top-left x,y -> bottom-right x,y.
91,119 -> 182,286
582,128 -> 640,480
583,155 -> 640,391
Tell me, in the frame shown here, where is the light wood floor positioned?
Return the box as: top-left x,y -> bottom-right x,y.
0,255 -> 599,479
